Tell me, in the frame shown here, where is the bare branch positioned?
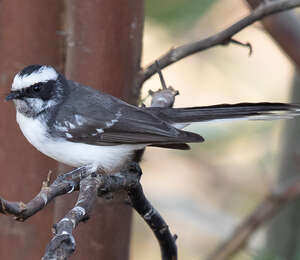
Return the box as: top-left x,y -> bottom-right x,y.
36,161 -> 177,260
127,179 -> 178,260
206,178 -> 300,260
139,0 -> 300,85
41,167 -> 141,260
43,174 -> 100,260
98,163 -> 178,260
0,167 -> 88,221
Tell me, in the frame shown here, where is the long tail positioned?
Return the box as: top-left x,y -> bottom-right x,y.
147,102 -> 300,124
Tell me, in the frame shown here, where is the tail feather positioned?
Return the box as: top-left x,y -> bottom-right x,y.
147,102 -> 300,124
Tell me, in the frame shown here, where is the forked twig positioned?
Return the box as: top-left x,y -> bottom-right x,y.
138,0 -> 300,85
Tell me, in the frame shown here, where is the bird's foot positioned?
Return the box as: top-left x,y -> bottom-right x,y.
54,166 -> 89,192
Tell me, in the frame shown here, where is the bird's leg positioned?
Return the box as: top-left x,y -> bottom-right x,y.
125,161 -> 143,178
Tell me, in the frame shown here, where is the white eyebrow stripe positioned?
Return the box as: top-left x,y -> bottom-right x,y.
12,66 -> 58,90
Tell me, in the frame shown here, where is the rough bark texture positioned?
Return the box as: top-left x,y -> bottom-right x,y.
54,1 -> 144,259
0,0 -> 64,259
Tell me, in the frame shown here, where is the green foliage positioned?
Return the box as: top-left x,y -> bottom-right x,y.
145,0 -> 218,32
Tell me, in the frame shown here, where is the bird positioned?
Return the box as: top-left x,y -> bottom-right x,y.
5,64 -> 300,174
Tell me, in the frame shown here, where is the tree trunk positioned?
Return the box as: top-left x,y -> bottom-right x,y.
54,1 -> 144,259
0,1 -> 64,259
266,71 -> 300,259
246,1 -> 300,258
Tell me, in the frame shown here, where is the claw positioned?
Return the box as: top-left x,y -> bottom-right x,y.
62,179 -> 77,193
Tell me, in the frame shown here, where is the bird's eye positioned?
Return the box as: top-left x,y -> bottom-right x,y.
33,84 -> 42,92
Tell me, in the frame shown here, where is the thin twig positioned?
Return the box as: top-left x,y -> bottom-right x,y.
229,38 -> 253,56
155,61 -> 168,89
148,67 -> 179,108
138,0 -> 300,85
206,178 -> 300,260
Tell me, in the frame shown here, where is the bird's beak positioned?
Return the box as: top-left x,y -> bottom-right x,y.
5,91 -> 22,101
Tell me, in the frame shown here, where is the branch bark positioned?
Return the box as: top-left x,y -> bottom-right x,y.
0,167 -> 88,221
127,179 -> 178,260
41,162 -> 177,260
138,0 -> 300,86
43,175 -> 100,260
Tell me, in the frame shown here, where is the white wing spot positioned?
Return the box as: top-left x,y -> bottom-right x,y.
54,121 -> 68,132
106,119 -> 118,128
65,121 -> 76,129
105,110 -> 122,128
96,128 -> 104,134
66,133 -> 73,138
74,115 -> 85,126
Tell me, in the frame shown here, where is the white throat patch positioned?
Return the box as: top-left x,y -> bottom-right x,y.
12,66 -> 58,90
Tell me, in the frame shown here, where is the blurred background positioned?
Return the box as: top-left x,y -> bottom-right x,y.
131,0 -> 296,259
0,1 -> 298,259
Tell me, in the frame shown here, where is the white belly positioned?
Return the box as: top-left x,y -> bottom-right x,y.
16,112 -> 144,173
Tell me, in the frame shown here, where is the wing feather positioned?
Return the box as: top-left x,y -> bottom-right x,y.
49,81 -> 204,146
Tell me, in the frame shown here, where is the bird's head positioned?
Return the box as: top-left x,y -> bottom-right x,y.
6,65 -> 65,117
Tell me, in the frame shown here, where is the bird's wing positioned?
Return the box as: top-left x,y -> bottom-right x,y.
49,81 -> 204,146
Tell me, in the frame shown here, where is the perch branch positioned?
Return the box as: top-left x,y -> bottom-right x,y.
0,167 -> 88,221
43,174 -> 100,260
206,178 -> 300,260
42,162 -> 178,260
42,168 -> 141,260
138,0 -> 300,85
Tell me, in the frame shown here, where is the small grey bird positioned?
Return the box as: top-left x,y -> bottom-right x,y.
6,65 -> 300,173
